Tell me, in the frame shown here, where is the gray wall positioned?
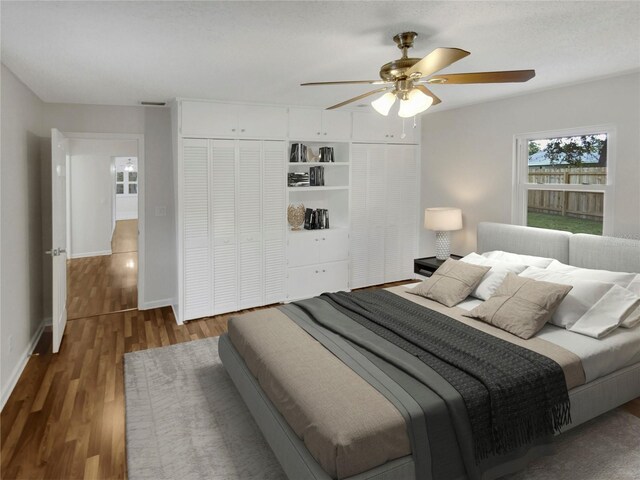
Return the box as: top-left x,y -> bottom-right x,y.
1,64 -> 45,406
420,72 -> 640,256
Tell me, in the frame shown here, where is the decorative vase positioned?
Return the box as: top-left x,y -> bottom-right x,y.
287,203 -> 305,230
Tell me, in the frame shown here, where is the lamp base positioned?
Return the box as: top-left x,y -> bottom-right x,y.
435,231 -> 451,261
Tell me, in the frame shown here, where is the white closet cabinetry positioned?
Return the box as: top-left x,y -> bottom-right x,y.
352,111 -> 419,144
179,138 -> 286,322
181,101 -> 287,139
350,144 -> 419,289
288,108 -> 352,141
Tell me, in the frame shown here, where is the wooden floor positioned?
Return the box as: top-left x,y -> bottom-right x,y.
2,278 -> 639,478
67,221 -> 138,320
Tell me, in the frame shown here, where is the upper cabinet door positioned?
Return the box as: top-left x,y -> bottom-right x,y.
288,108 -> 322,140
181,101 -> 238,137
352,112 -> 388,143
321,110 -> 352,141
181,101 -> 287,138
237,105 -> 287,139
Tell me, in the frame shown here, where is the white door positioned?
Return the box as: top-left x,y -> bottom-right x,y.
51,129 -> 69,353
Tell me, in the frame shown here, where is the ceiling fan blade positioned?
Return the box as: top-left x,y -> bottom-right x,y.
405,47 -> 470,78
414,84 -> 442,105
426,70 -> 536,84
326,87 -> 390,110
302,80 -> 391,86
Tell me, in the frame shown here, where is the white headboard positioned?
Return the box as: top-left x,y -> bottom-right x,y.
477,222 -> 640,274
477,222 -> 571,264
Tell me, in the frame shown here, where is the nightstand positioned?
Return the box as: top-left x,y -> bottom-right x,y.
414,255 -> 463,277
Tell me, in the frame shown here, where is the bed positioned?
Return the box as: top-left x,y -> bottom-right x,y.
219,222 -> 640,480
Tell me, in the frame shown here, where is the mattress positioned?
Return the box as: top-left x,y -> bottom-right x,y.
227,288 -> 588,480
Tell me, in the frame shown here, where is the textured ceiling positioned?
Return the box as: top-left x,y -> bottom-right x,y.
2,1 -> 639,112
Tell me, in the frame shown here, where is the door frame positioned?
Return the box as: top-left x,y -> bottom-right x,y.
64,132 -> 146,309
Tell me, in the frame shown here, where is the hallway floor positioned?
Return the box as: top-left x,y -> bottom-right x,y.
67,220 -> 138,320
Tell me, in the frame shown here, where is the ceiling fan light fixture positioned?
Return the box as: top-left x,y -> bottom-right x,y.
398,89 -> 433,118
371,91 -> 397,116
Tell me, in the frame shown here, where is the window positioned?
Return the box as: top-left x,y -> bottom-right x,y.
115,158 -> 138,197
513,126 -> 615,235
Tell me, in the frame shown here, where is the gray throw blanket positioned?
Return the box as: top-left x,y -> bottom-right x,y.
321,290 -> 571,462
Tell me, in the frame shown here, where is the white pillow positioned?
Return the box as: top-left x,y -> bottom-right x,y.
460,252 -> 528,300
546,259 -> 636,287
569,285 -> 640,338
519,267 -> 615,328
482,250 -> 554,268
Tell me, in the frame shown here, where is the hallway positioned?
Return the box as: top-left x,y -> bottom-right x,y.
67,220 -> 138,319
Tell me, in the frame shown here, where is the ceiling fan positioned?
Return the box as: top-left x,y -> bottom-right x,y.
301,32 -> 535,117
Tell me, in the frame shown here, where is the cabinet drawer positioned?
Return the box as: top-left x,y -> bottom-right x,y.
286,261 -> 349,301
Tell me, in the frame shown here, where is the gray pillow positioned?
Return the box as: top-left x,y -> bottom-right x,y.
464,273 -> 573,339
411,259 -> 491,307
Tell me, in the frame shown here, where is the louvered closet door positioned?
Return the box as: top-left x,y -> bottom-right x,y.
238,140 -> 263,309
262,141 -> 286,304
211,139 -> 238,314
350,145 -> 369,289
182,139 -> 211,320
366,145 -> 387,286
384,145 -> 409,282
398,146 -> 419,279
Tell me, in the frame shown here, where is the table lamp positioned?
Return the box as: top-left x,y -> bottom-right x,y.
424,208 -> 463,260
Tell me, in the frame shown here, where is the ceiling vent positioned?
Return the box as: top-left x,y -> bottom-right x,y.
140,101 -> 166,106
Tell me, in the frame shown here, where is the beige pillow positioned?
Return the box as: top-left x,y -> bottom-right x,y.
464,273 -> 573,339
411,259 -> 490,307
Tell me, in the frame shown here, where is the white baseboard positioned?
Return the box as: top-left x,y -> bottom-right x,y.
69,249 -> 112,259
139,298 -> 174,310
1,320 -> 46,411
116,214 -> 138,221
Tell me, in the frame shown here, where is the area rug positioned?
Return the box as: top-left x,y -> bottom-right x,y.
125,337 -> 640,480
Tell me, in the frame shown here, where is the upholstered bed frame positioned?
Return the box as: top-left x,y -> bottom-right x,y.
220,222 -> 640,480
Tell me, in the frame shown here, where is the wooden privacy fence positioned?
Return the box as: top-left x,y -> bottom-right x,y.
527,167 -> 605,221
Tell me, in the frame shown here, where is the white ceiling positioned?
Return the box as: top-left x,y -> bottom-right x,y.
2,1 -> 639,112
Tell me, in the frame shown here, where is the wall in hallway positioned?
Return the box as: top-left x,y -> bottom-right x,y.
0,64 -> 46,408
68,138 -> 138,258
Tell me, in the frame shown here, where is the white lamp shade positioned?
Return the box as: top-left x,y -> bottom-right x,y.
424,207 -> 462,231
398,89 -> 434,118
371,92 -> 397,116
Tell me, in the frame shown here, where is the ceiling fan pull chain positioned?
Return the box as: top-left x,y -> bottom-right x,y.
413,116 -> 417,129
401,118 -> 407,139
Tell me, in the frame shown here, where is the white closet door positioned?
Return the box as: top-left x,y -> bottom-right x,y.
211,139 -> 238,314
384,145 -> 408,282
238,140 -> 263,309
366,145 -> 387,286
399,145 -> 419,279
350,144 -> 369,289
262,141 -> 286,304
182,139 -> 211,320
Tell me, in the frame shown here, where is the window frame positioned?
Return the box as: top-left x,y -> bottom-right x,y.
512,124 -> 616,236
115,162 -> 138,197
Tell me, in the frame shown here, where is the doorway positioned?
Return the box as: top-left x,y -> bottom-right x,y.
63,135 -> 144,320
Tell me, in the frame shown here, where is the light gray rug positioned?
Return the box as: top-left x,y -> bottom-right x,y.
125,337 -> 640,480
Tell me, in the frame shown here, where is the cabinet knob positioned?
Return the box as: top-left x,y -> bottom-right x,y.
317,132 -> 321,135
315,270 -> 319,274
315,238 -> 319,242
231,128 -> 236,132
385,134 -> 389,138
323,132 -> 327,136
390,134 -> 394,138
322,237 -> 326,241
241,129 -> 245,132
322,269 -> 326,273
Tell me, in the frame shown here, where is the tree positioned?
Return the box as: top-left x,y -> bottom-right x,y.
528,141 -> 540,157
544,135 -> 606,167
